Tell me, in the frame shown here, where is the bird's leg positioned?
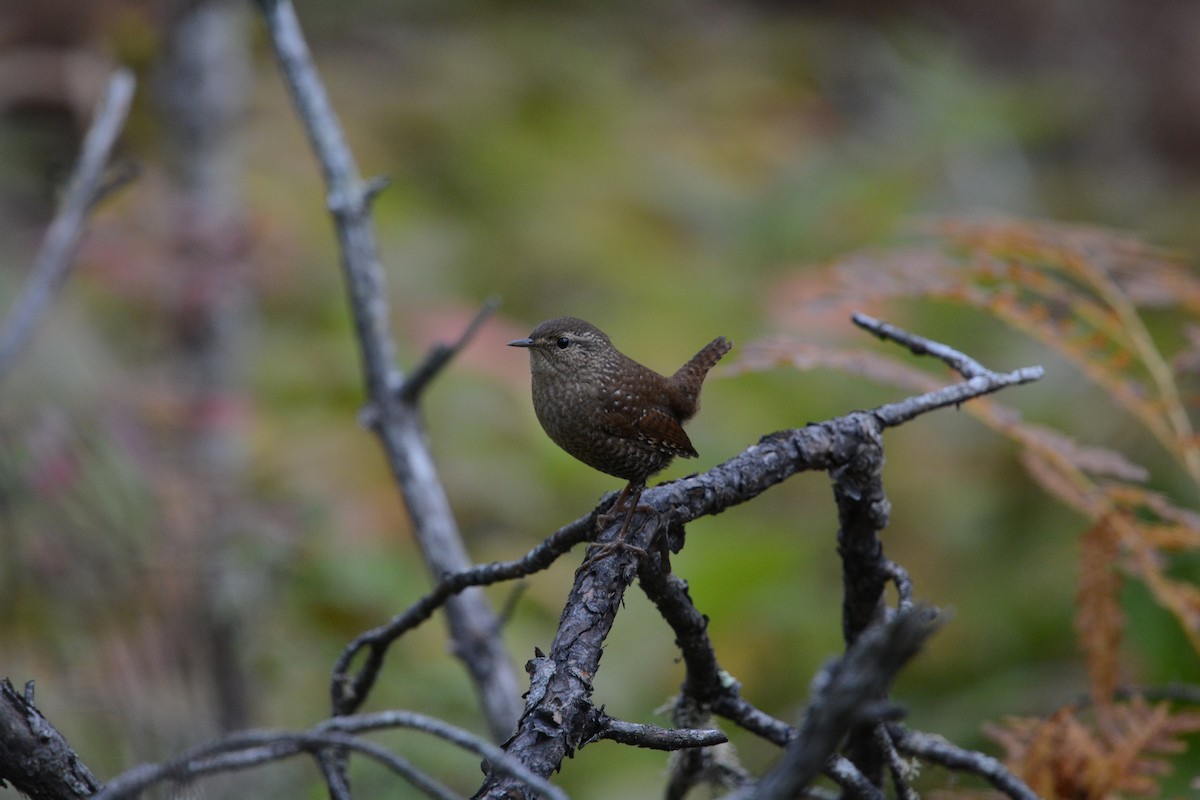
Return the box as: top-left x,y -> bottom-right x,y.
579,482 -> 663,573
596,481 -> 638,529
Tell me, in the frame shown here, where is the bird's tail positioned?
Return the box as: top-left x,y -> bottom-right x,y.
671,336 -> 732,409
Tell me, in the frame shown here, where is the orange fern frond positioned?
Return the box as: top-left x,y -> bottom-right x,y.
1077,515 -> 1125,712
986,699 -> 1200,800
927,217 -> 1200,315
767,216 -> 1200,483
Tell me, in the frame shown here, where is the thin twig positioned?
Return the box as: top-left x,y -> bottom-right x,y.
319,711 -> 567,800
711,695 -> 794,746
1077,682 -> 1200,708
582,712 -> 727,750
851,313 -> 1044,430
331,513 -> 595,712
871,366 -> 1044,428
400,297 -> 500,403
882,559 -> 914,613
825,756 -> 887,800
852,313 -> 991,378
888,723 -> 1040,800
875,725 -> 918,800
0,69 -> 136,385
96,731 -> 458,800
95,710 -> 569,800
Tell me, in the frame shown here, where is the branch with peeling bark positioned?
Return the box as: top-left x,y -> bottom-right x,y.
0,680 -> 102,800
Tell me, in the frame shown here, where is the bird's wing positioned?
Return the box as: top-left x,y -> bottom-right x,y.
635,407 -> 698,458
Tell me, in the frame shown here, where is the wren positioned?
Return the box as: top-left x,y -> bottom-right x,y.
508,317 -> 731,553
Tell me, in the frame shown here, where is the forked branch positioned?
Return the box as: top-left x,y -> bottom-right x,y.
253,0 -> 522,742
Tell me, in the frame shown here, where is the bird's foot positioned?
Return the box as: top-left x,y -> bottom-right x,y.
575,538 -> 649,575
579,501 -> 663,576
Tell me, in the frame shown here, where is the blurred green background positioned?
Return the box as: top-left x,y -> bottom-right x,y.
2,0 -> 1200,797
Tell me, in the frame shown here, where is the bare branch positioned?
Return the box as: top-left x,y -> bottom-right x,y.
472,518 -> 657,798
830,414 -> 890,784
320,711 -> 567,800
581,711 -> 727,750
888,724 -> 1040,800
832,414 -> 890,647
96,730 -> 458,800
0,679 -> 102,800
316,749 -> 352,800
825,756 -> 887,800
0,69 -> 136,385
0,308 -> 1044,799
875,724 -> 918,800
851,313 -> 1045,429
853,312 -> 992,378
881,559 -> 914,612
331,513 -> 596,713
727,608 -> 941,800
253,0 -> 521,740
94,710 -> 568,800
711,695 -> 794,746
400,297 -> 500,403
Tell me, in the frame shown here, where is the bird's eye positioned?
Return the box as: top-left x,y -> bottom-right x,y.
555,337 -> 571,349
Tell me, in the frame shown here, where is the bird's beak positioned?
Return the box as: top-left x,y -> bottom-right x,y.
507,337 -> 534,348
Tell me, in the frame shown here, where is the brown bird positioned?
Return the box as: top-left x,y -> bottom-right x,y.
508,317 -> 731,554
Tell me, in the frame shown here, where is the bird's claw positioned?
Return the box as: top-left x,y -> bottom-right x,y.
575,539 -> 649,576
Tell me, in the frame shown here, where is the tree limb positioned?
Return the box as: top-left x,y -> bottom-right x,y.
252,0 -> 522,742
0,69 -> 136,386
888,723 -> 1040,800
727,608 -> 941,800
399,296 -> 499,403
580,710 -> 727,750
331,512 -> 597,714
0,680 -> 102,800
94,709 -> 568,800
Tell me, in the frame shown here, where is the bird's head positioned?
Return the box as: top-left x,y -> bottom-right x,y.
508,317 -> 615,379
